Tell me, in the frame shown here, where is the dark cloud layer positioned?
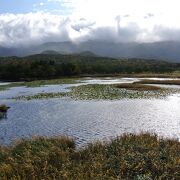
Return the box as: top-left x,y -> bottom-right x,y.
153,25 -> 180,41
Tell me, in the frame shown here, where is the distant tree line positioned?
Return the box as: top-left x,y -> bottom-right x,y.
0,54 -> 180,80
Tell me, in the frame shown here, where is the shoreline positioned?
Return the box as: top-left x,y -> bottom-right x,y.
0,133 -> 180,179
0,72 -> 180,82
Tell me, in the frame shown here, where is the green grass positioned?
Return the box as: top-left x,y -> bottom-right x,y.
0,133 -> 180,179
15,84 -> 180,101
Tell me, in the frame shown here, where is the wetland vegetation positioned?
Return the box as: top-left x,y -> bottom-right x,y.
14,83 -> 180,101
1,54 -> 180,179
136,79 -> 180,85
0,133 -> 180,179
115,83 -> 162,91
0,78 -> 80,91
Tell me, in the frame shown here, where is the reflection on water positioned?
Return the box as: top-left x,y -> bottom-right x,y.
81,77 -> 139,84
0,94 -> 180,145
0,77 -> 180,145
0,82 -> 10,86
0,112 -> 7,120
0,84 -> 81,100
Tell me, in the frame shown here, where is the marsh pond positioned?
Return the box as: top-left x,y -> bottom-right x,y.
0,77 -> 180,145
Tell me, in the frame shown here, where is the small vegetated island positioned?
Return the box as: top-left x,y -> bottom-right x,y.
1,54 -> 180,179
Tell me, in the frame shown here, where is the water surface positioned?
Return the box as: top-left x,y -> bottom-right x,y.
0,77 -> 180,145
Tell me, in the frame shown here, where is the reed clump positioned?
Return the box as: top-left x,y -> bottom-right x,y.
136,79 -> 180,85
0,133 -> 180,179
115,83 -> 162,91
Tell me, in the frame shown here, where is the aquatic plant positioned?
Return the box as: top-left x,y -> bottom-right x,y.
0,78 -> 80,91
115,83 -> 162,91
136,79 -> 180,85
22,78 -> 80,87
14,84 -> 180,101
0,104 -> 10,112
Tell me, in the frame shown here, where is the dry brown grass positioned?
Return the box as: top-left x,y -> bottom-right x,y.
136,79 -> 180,85
115,83 -> 162,91
0,133 -> 180,179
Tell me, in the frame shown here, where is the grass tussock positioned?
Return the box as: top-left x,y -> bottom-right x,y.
0,104 -> 10,112
0,133 -> 180,179
115,83 -> 162,91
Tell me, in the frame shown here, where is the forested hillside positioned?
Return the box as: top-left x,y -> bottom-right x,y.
0,54 -> 180,80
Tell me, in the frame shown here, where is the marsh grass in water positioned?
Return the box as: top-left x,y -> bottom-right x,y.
0,133 -> 180,179
0,83 -> 23,91
14,84 -> 179,100
115,83 -> 162,91
15,92 -> 67,100
0,78 -> 80,91
68,84 -> 171,100
136,79 -> 180,85
22,78 -> 80,87
121,72 -> 180,78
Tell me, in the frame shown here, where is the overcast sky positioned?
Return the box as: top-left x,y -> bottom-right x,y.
1,0 -> 180,47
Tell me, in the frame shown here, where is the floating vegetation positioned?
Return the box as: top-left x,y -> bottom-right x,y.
0,133 -> 180,179
0,86 -> 7,91
15,92 -> 67,101
22,78 -> 81,87
14,84 -> 180,101
0,83 -> 22,91
0,78 -> 80,91
68,84 -> 178,100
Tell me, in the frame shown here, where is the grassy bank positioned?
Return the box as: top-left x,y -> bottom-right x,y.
0,133 -> 180,179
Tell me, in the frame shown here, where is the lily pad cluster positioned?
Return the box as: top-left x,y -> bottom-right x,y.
14,84 -> 180,101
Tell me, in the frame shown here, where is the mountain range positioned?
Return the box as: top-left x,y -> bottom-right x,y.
1,41 -> 180,62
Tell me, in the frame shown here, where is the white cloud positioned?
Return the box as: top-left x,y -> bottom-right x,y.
0,13 -> 72,47
40,2 -> 45,6
1,0 -> 180,47
47,0 -> 180,27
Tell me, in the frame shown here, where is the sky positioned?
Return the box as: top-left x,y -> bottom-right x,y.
1,0 -> 180,47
